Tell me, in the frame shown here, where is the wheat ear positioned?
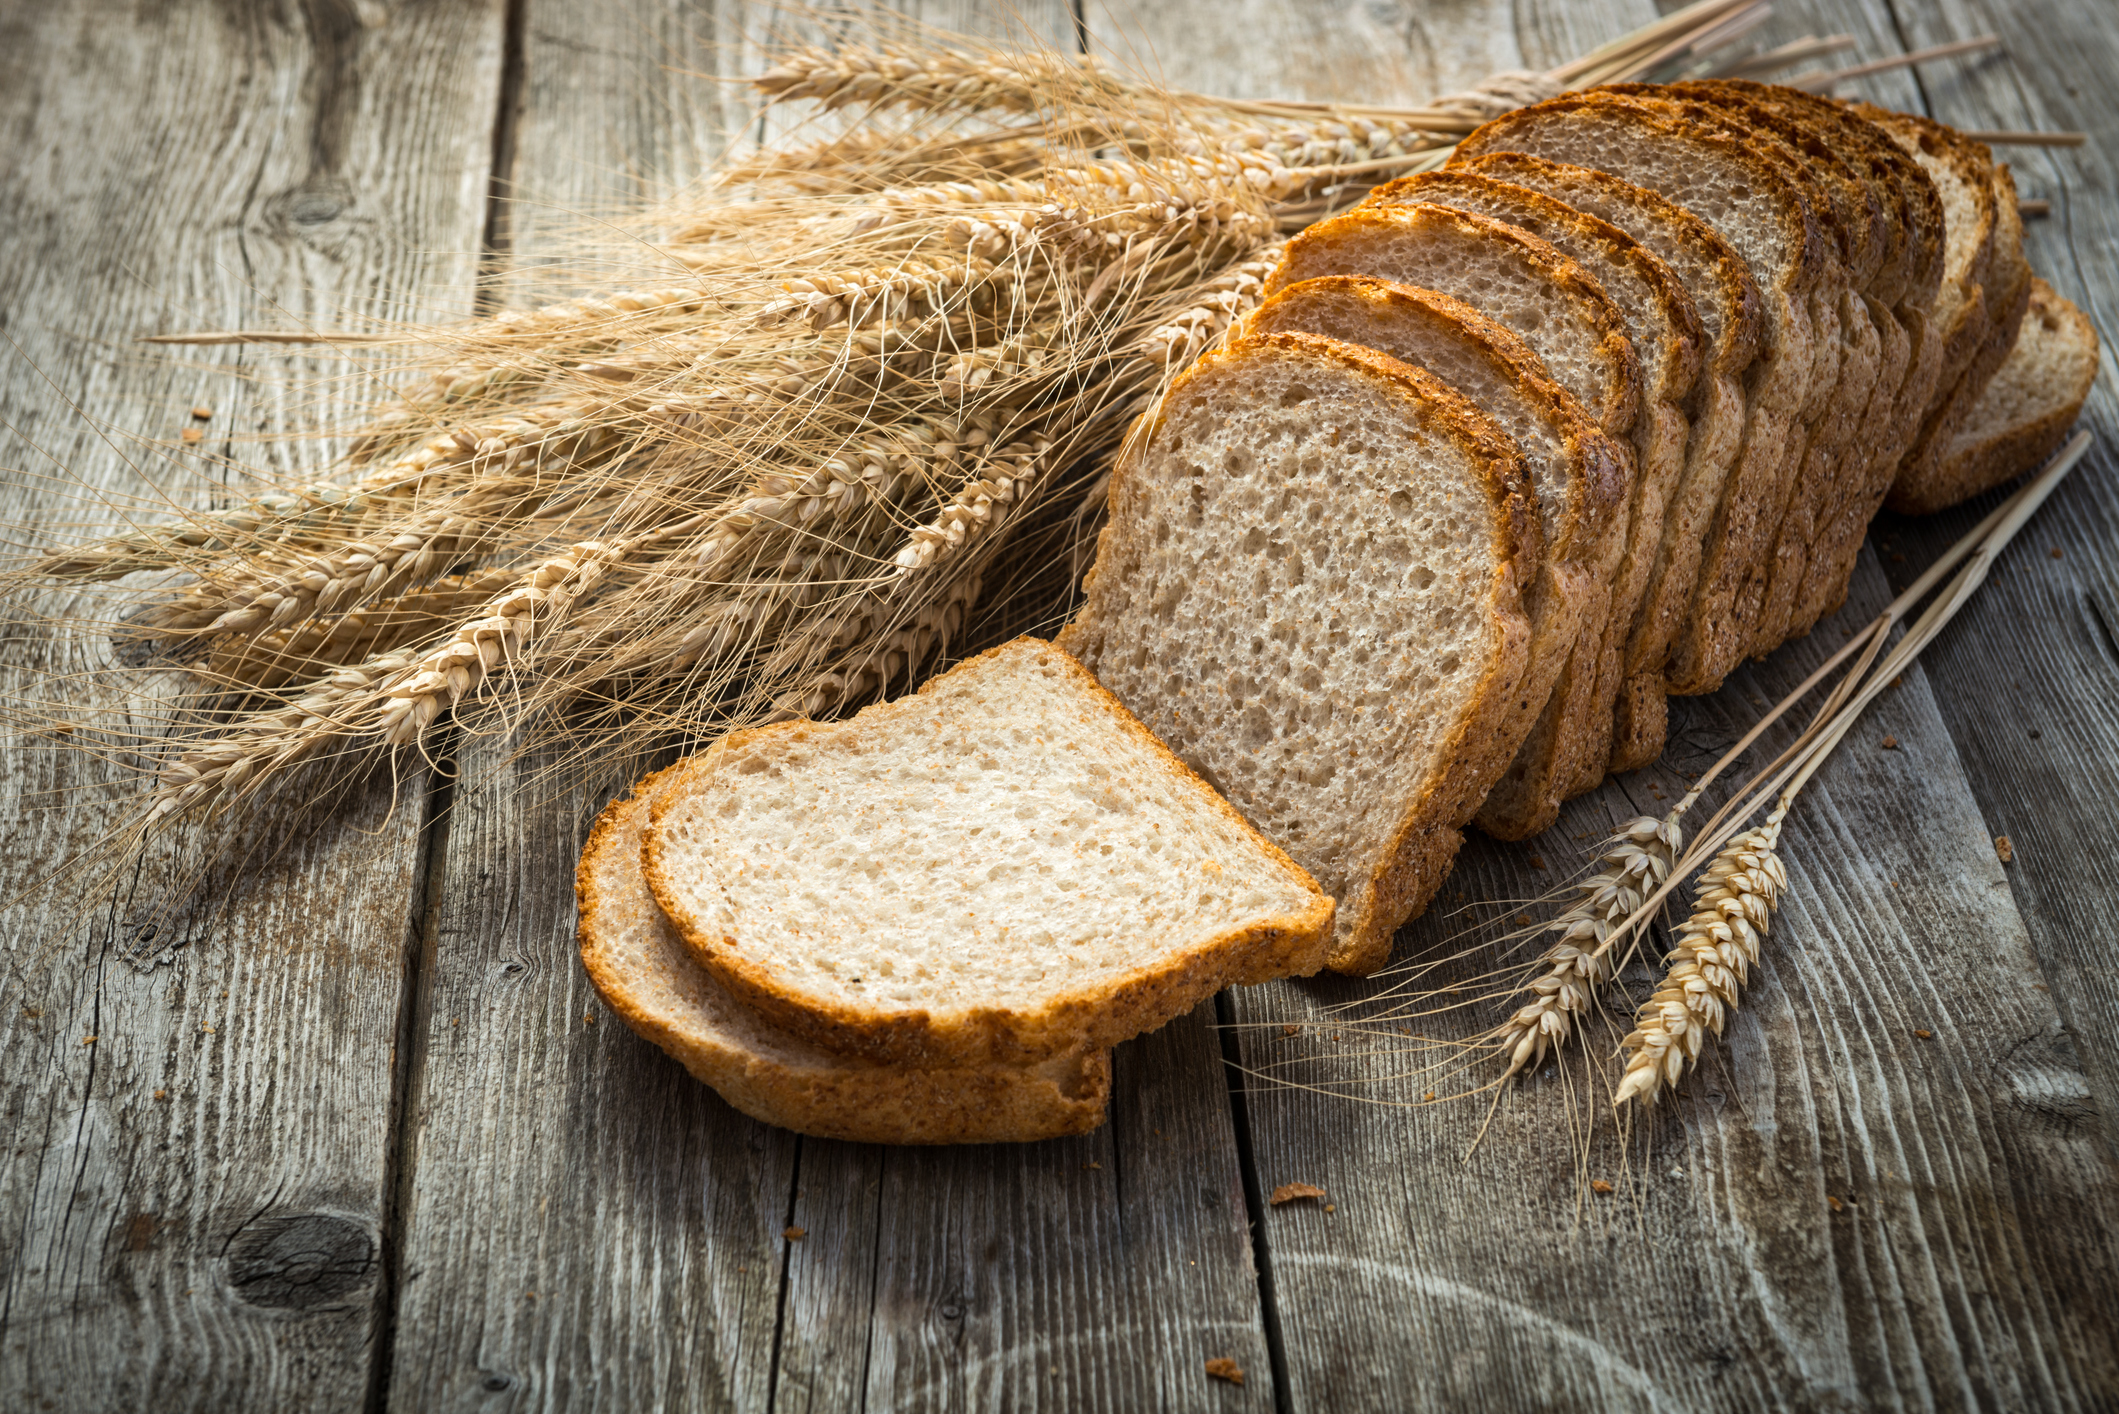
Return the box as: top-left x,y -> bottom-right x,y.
1494,815 -> 1681,1079
1613,809 -> 1788,1104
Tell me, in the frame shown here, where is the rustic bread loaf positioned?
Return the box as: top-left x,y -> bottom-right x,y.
1241,275 -> 1619,794
1062,332 -> 1539,975
1910,278 -> 2097,512
578,764 -> 1113,1143
1364,169 -> 1704,795
1454,95 -> 1825,696
1262,202 -> 1636,837
645,637 -> 1334,1067
1453,151 -> 1763,772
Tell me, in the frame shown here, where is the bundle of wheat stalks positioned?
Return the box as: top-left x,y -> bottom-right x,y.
6,2 -> 2066,1106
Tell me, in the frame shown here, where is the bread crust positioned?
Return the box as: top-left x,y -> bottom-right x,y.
578,764 -> 1113,1143
644,638 -> 1335,1068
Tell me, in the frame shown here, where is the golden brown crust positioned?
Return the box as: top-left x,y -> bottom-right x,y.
643,637 -> 1335,1068
577,765 -> 1113,1144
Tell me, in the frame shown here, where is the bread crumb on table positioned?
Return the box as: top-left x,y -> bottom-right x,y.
1914,1028 -> 1933,1039
784,1226 -> 806,1241
1591,1180 -> 1614,1195
1880,735 -> 1900,750
1205,1357 -> 1244,1386
1270,1182 -> 1325,1206
1994,835 -> 2014,863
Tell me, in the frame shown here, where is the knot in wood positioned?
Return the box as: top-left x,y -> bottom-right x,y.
225,1212 -> 375,1310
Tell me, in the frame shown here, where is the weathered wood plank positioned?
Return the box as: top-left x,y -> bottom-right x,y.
0,1 -> 503,1408
1832,0 -> 2119,1154
372,5 -> 799,1410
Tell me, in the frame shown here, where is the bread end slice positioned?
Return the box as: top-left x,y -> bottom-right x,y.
645,638 -> 1334,1068
1892,278 -> 2098,514
579,765 -> 1112,1143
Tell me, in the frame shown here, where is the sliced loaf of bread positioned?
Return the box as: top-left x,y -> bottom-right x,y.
1262,202 -> 1637,837
1240,276 -> 1621,832
645,637 -> 1335,1066
1452,151 -> 1764,772
1364,169 -> 1704,794
1579,87 -> 1870,679
1915,277 -> 2098,512
1062,331 -> 1539,975
579,764 -> 1113,1143
1455,95 -> 1826,696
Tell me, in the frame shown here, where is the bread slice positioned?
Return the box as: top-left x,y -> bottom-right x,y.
1646,80 -> 1923,657
1854,105 -> 2001,495
1062,332 -> 1539,975
1452,151 -> 1764,772
1241,277 -> 1618,792
1905,278 -> 2097,512
1364,169 -> 1704,795
1455,94 -> 1826,696
578,764 -> 1113,1143
1262,202 -> 1638,837
1732,85 -> 1952,640
645,638 -> 1334,1067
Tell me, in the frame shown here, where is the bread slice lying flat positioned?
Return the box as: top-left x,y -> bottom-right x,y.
1454,151 -> 1763,773
1262,202 -> 1636,839
1062,331 -> 1538,975
579,764 -> 1113,1143
1912,277 -> 2098,512
645,638 -> 1334,1067
1240,275 -> 1620,836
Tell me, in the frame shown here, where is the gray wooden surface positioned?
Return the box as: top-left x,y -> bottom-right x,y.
3,1 -> 2115,1410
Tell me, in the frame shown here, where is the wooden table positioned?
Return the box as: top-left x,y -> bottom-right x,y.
4,1 -> 2115,1408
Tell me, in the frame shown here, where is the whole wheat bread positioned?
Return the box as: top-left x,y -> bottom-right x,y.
1455,94 -> 1826,696
1242,276 -> 1619,784
1452,151 -> 1764,772
1912,277 -> 2098,512
1364,169 -> 1704,795
1582,86 -> 1873,677
1261,202 -> 1637,837
1062,332 -> 1539,975
646,637 -> 1335,1066
579,764 -> 1113,1142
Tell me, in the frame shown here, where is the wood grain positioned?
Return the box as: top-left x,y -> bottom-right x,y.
0,0 -> 502,1408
